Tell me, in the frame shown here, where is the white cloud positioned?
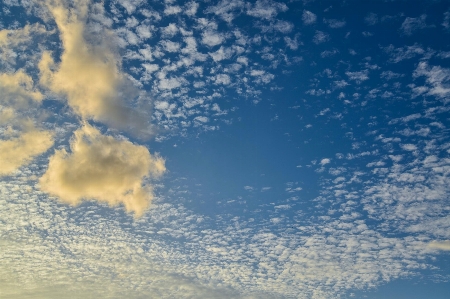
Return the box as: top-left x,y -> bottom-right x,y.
413,62 -> 450,102
194,116 -> 209,123
136,24 -> 153,40
209,46 -> 234,62
117,0 -> 144,14
313,30 -> 329,44
380,70 -> 404,80
383,44 -> 426,63
323,18 -> 346,28
215,74 -> 231,85
400,14 -> 428,35
164,5 -> 182,15
160,40 -> 181,52
302,10 -> 317,25
346,70 -> 369,82
284,36 -> 299,50
320,158 -> 331,166
273,20 -> 294,34
443,11 -> 450,30
246,0 -> 288,20
205,0 -> 244,22
184,1 -> 200,17
201,30 -> 225,47
161,23 -> 179,38
158,77 -> 185,90
401,144 -> 417,151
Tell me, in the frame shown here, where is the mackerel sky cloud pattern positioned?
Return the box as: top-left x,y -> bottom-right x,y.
1,0 -> 450,299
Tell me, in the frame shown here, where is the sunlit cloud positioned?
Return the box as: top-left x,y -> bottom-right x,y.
39,123 -> 165,217
1,0 -> 450,298
429,241 -> 450,251
38,0 -> 149,133
0,125 -> 53,176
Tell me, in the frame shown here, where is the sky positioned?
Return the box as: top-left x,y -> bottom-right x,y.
1,0 -> 450,298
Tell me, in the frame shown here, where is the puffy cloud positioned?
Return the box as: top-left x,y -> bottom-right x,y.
320,158 -> 330,166
0,126 -> 54,176
39,123 -> 165,217
302,10 -> 317,25
38,0 -> 148,132
413,62 -> 450,101
246,0 -> 288,20
201,30 -> 224,47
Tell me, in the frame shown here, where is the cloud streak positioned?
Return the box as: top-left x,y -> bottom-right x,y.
429,241 -> 450,251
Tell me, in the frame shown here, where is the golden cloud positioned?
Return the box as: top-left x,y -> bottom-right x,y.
0,23 -> 47,47
39,123 -> 165,217
0,70 -> 43,108
38,0 -> 148,132
0,126 -> 54,176
0,67 -> 52,176
428,241 -> 450,251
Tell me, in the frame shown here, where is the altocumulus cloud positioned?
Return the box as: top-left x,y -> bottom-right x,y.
2,0 -> 162,218
39,123 -> 165,217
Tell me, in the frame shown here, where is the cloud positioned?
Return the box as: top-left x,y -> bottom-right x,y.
246,0 -> 288,20
400,14 -> 428,36
184,1 -> 200,17
364,13 -> 378,26
39,123 -> 165,217
205,0 -> 244,23
443,11 -> 450,30
313,30 -> 329,44
0,66 -> 53,176
38,0 -> 149,133
323,18 -> 346,28
164,5 -> 182,15
413,62 -> 450,102
0,23 -> 47,48
320,158 -> 331,165
302,10 -> 317,25
346,70 -> 369,82
0,70 -> 43,108
382,43 -> 426,63
429,241 -> 450,251
201,30 -> 225,47
0,125 -> 54,176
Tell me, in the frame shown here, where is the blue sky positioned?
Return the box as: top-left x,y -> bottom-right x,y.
1,0 -> 450,298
